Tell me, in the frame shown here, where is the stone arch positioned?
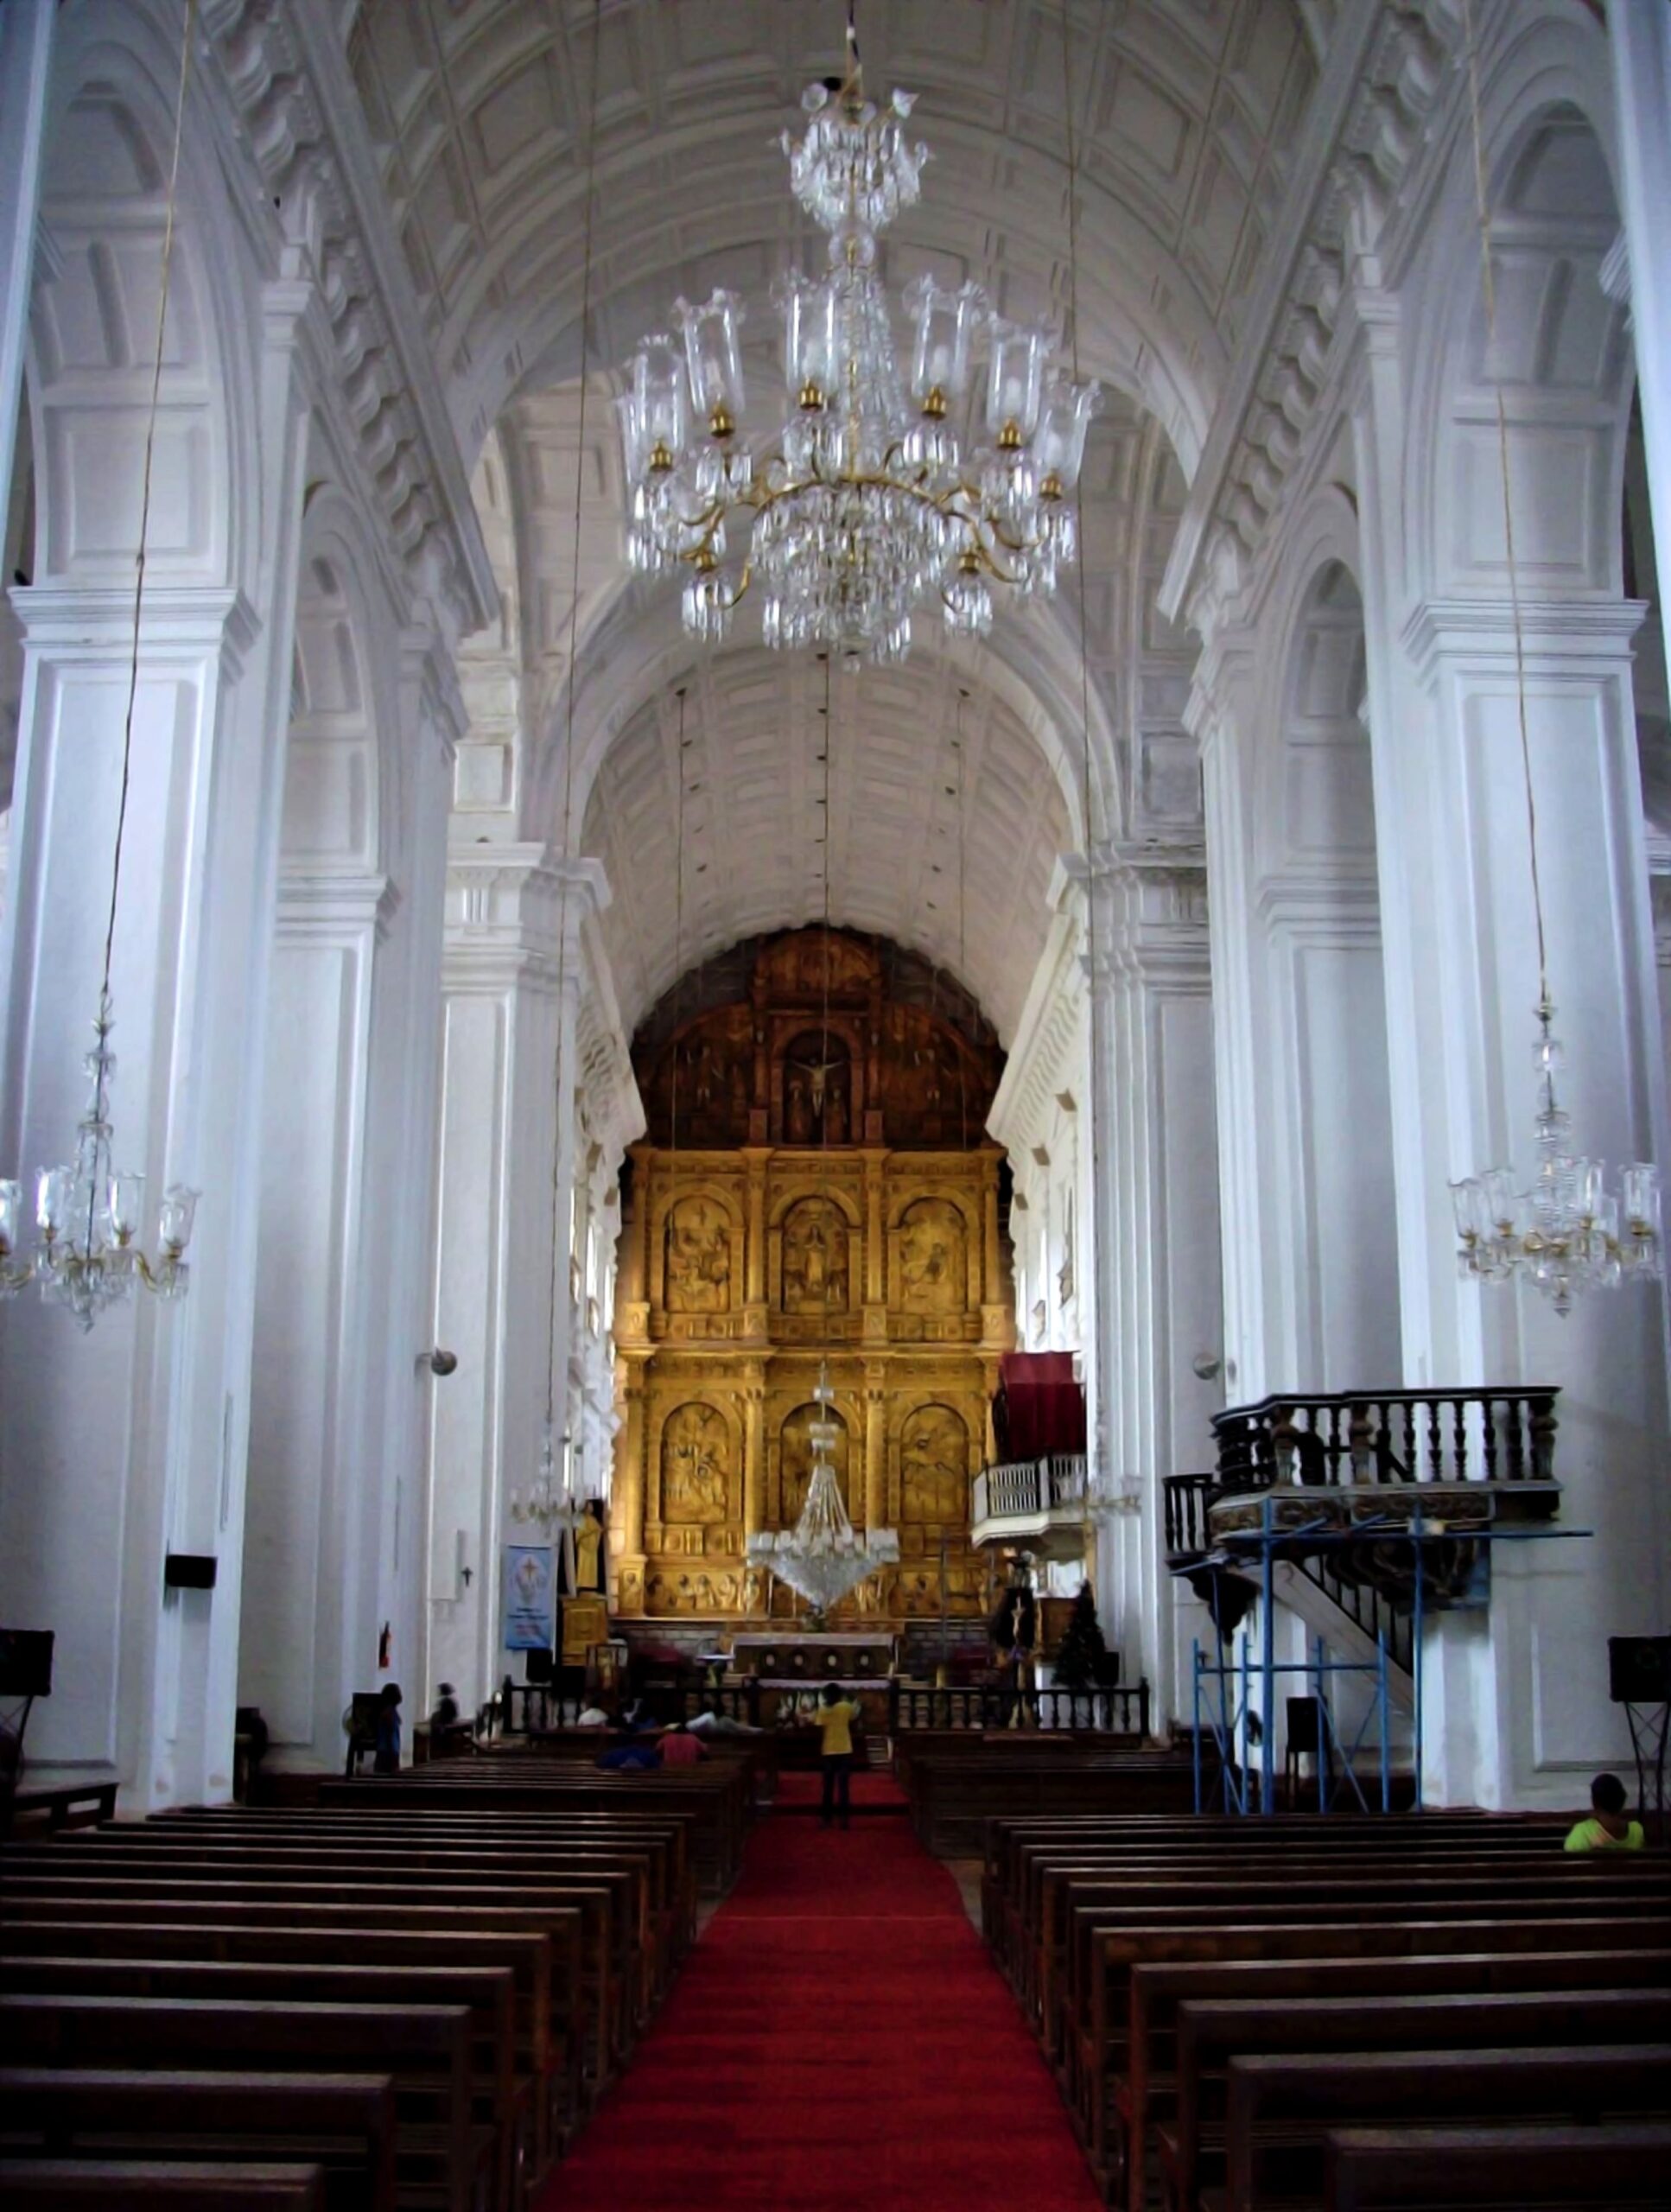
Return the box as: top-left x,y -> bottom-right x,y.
1407,19 -> 1629,607
27,6 -> 253,601
1254,538 -> 1400,1390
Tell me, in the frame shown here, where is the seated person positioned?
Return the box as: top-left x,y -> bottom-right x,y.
1564,1770 -> 1645,1852
574,1700 -> 613,1727
658,1721 -> 708,1767
687,1706 -> 763,1737
596,1735 -> 661,1771
430,1681 -> 460,1729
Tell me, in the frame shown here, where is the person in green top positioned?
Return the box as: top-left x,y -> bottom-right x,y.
1564,1771 -> 1645,1853
814,1681 -> 861,1830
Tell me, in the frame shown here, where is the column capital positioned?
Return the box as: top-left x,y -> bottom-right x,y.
1401,595 -> 1648,683
9,584 -> 263,678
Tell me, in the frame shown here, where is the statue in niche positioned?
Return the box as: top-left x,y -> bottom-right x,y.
898,1198 -> 966,1313
900,1404 -> 970,1522
665,1194 -> 730,1312
662,1402 -> 730,1523
780,1402 -> 850,1524
782,1199 -> 849,1316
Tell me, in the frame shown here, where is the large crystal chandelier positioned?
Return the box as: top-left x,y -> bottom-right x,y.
616,18 -> 1098,665
1451,1000 -> 1661,1319
0,3 -> 200,1333
747,1370 -> 899,1622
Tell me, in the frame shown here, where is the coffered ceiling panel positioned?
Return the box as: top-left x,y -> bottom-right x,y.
337,0 -> 1330,465
581,649 -> 1071,1049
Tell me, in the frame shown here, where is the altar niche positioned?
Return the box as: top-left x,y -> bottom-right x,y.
610,927 -> 1014,1627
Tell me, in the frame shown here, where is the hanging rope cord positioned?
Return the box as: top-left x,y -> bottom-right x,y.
1460,0 -> 1549,1012
817,648 -> 835,1371
543,0 -> 605,1459
104,0 -> 197,1014
1059,3 -> 1099,1429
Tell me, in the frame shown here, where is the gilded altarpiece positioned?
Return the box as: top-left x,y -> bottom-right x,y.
610,928 -> 1013,1625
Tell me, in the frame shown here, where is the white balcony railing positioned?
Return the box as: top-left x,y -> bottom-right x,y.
970,1452 -> 1088,1529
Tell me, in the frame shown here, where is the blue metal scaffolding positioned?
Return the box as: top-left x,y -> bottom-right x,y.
1180,1491 -> 1590,1815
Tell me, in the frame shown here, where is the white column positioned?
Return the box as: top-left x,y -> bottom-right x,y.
1192,639 -> 1279,1400
1083,855 -> 1223,1732
1381,604 -> 1668,1803
0,0 -> 52,512
1611,3 -> 1671,597
422,851 -> 609,1712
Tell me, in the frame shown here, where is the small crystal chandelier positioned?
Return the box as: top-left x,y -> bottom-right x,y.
747,1369 -> 899,1622
1446,5 -> 1661,1319
1451,999 -> 1661,1319
616,4 -> 1098,665
511,1421 -> 590,1546
0,4 -> 200,1333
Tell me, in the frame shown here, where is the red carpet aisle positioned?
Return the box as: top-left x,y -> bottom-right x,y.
537,1807 -> 1102,2212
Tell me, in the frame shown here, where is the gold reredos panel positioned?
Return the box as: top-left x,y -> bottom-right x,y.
609,927 -> 1014,1627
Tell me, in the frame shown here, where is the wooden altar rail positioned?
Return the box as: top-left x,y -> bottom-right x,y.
890,1683 -> 1149,1737
1211,1387 -> 1560,1491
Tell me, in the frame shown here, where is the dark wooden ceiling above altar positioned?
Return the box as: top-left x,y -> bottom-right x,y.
633,927 -> 1003,1154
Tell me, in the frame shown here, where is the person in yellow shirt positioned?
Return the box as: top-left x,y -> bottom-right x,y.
814,1681 -> 861,1829
1564,1771 -> 1646,1853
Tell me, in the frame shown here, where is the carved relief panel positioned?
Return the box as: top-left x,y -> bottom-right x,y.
894,1197 -> 968,1313
660,1402 -> 732,1524
778,1401 -> 850,1525
899,1402 -> 970,1523
780,1197 -> 850,1317
664,1193 -> 733,1313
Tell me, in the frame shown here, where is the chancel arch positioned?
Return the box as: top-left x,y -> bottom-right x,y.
610,925 -> 1011,1627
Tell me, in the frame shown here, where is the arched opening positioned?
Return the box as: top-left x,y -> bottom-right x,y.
1267,559 -> 1399,1388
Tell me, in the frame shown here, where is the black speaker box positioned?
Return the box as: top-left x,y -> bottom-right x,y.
0,1628 -> 54,1699
1608,1635 -> 1671,1704
524,1648 -> 554,1684
163,1554 -> 218,1591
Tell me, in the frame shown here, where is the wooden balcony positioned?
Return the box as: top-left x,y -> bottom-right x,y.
969,1452 -> 1090,1556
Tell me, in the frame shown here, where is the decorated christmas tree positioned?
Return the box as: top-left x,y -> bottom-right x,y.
1052,1581 -> 1108,1688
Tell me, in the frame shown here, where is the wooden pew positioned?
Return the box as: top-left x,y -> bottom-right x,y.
1165,1986 -> 1671,2212
0,2160 -> 329,2208
1120,1946 -> 1671,2212
0,1994 -> 486,2212
2,1917 -> 575,2170
1056,1866 -> 1671,2065
1223,2044 -> 1671,2212
1323,2124 -> 1671,2211
0,1861 -> 625,2097
1078,1916 -> 1671,2199
3,1781 -> 118,1837
0,2069 -> 396,2212
0,1960 -> 522,2212
315,1763 -> 747,1897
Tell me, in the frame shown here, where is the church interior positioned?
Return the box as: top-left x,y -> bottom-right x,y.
1,2 -> 1669,2207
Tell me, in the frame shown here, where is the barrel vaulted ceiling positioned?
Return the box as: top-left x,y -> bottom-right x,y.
344,0 -> 1332,1041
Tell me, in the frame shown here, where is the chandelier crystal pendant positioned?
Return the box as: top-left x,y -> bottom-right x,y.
510,1419 -> 592,1543
747,1369 -> 899,1623
0,994 -> 198,1332
616,29 -> 1098,665
1450,999 -> 1661,1319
